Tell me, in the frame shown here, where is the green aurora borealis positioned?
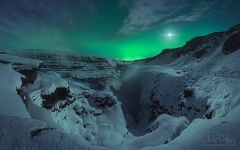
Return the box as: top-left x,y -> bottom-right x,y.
0,0 -> 240,60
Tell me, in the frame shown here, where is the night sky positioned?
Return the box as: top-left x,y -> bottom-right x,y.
0,0 -> 240,60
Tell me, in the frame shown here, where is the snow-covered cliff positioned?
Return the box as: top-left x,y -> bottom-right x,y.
0,24 -> 240,150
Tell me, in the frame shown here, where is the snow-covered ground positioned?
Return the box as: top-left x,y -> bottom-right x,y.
0,24 -> 240,150
0,64 -> 30,118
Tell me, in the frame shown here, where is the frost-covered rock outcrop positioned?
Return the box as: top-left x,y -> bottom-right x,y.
0,51 -> 130,149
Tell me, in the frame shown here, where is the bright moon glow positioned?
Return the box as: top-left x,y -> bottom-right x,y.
167,33 -> 173,37
165,32 -> 175,38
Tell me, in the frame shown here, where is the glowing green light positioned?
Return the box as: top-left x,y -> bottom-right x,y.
0,21 -> 226,60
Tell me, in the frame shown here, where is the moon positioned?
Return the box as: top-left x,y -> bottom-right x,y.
165,32 -> 175,38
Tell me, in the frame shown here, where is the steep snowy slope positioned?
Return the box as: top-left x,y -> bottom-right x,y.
0,64 -> 30,118
143,24 -> 240,72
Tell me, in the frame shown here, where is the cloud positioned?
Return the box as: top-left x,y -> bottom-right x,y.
165,1 -> 216,24
119,0 -> 217,34
120,0 -> 186,34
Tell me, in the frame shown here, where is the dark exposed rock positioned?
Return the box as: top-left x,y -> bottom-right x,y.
92,112 -> 103,116
73,105 -> 86,116
148,100 -> 171,123
59,95 -> 76,109
205,110 -> 213,119
0,51 -> 7,54
164,141 -> 169,144
19,69 -> 38,86
193,47 -> 208,59
84,91 -> 117,109
30,127 -> 54,137
184,89 -> 193,98
206,105 -> 210,110
173,36 -> 205,58
95,98 -> 114,107
223,32 -> 240,54
194,108 -> 201,112
78,77 -> 109,90
73,105 -> 103,117
226,24 -> 240,35
92,96 -> 116,108
0,60 -> 9,64
41,87 -> 70,109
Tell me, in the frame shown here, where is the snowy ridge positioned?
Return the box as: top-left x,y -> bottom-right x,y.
0,53 -> 42,70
